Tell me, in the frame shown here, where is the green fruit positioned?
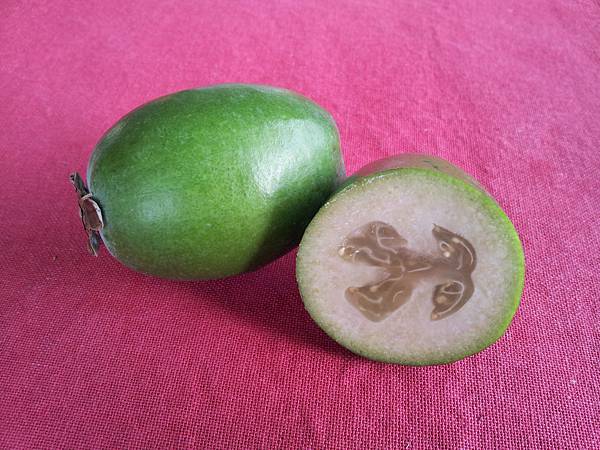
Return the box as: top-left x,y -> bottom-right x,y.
296,154 -> 524,365
77,84 -> 344,279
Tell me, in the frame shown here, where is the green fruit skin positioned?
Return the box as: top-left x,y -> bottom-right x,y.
297,154 -> 525,365
88,84 -> 344,279
337,154 -> 484,193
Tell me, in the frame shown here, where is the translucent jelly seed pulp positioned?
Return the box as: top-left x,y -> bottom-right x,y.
338,221 -> 477,322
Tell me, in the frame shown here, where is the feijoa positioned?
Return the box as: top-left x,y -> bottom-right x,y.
72,84 -> 344,279
296,154 -> 524,365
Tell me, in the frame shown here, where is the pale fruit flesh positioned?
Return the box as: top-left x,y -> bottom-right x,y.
296,159 -> 524,365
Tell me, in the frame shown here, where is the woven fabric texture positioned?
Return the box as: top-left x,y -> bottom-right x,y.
1,0 -> 599,448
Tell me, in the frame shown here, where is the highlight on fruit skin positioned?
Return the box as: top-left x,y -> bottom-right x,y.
296,154 -> 525,366
71,83 -> 345,279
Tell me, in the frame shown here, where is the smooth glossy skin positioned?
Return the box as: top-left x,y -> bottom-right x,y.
88,84 -> 344,279
337,154 -> 484,193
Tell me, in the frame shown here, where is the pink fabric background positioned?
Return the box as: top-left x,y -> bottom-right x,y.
1,0 -> 599,448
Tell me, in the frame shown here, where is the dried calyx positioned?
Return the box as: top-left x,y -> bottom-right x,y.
338,221 -> 476,322
69,173 -> 104,256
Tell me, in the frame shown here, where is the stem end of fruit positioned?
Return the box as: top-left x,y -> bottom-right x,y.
69,172 -> 104,256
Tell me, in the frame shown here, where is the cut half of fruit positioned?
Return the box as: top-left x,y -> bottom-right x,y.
296,155 -> 525,365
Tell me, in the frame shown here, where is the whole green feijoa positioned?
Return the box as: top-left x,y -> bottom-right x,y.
71,84 -> 345,279
296,154 -> 524,365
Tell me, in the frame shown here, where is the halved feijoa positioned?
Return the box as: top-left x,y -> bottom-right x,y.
296,155 -> 524,365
